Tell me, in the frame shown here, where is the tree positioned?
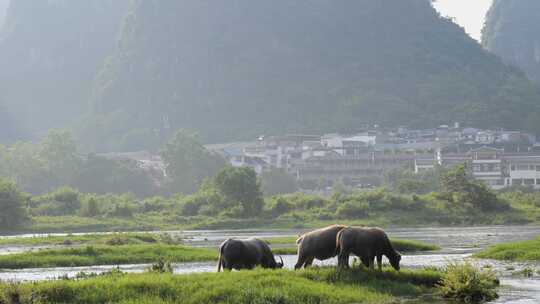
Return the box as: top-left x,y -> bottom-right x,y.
160,130 -> 226,194
81,197 -> 100,217
214,166 -> 264,217
260,168 -> 298,196
441,164 -> 507,211
0,179 -> 28,230
40,130 -> 82,188
441,165 -> 470,193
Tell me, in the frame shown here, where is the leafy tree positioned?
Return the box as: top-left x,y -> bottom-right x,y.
161,130 -> 226,194
260,168 -> 298,196
0,178 -> 28,229
214,166 -> 264,217
40,130 -> 82,187
73,154 -> 156,198
81,197 -> 100,217
441,164 -> 508,211
441,165 -> 470,193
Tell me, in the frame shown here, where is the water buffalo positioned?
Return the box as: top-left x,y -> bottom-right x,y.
217,238 -> 284,272
294,224 -> 346,269
337,227 -> 401,271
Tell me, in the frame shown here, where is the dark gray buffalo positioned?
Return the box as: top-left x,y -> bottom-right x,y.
217,238 -> 284,272
337,227 -> 401,271
294,224 -> 346,269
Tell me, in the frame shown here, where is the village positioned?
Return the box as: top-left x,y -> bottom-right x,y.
101,123 -> 540,192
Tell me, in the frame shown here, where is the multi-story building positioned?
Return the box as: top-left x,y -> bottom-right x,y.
415,146 -> 540,190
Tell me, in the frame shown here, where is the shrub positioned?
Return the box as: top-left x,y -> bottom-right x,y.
0,179 -> 28,229
267,197 -> 293,217
147,259 -> 173,273
438,262 -> 499,303
335,201 -> 369,219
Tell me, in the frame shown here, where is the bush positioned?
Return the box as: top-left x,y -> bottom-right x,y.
266,197 -> 293,217
0,179 -> 28,230
438,262 -> 499,303
147,259 -> 174,273
335,201 -> 369,219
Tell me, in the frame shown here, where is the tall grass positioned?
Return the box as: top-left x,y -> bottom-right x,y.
438,262 -> 499,303
0,267 -> 442,304
0,244 -> 216,269
474,236 -> 540,261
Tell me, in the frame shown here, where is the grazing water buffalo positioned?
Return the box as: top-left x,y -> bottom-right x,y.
294,224 -> 346,269
337,227 -> 401,271
217,238 -> 284,272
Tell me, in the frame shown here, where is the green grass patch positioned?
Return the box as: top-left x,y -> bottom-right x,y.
474,236 -> 540,261
0,233 -> 175,247
0,267 -> 443,304
0,244 -> 216,269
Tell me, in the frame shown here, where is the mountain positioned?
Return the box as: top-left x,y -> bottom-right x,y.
86,0 -> 540,151
0,0 -> 8,28
0,99 -> 24,143
483,0 -> 540,83
0,0 -> 129,137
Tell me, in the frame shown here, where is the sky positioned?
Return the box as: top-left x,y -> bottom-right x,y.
433,0 -> 494,41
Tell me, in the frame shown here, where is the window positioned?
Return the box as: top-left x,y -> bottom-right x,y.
518,164 -> 529,170
511,165 -> 517,171
537,179 -> 540,185
512,179 -> 523,186
536,165 -> 540,172
530,165 -> 536,171
525,179 -> 535,185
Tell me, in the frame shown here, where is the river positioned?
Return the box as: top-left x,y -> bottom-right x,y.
1,226 -> 539,303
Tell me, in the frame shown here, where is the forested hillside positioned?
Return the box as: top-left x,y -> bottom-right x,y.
85,0 -> 540,151
0,0 -> 129,135
1,0 -> 540,151
483,0 -> 540,83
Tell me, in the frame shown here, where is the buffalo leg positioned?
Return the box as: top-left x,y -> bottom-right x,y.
360,256 -> 370,268
368,256 -> 375,270
376,255 -> 382,271
295,254 -> 308,270
303,257 -> 315,268
339,252 -> 350,269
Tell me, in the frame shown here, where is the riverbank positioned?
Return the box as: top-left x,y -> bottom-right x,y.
0,233 -> 438,269
475,236 -> 540,261
0,267 -> 443,304
6,210 -> 535,236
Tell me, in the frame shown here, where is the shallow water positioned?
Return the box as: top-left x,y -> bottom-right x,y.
1,225 -> 539,303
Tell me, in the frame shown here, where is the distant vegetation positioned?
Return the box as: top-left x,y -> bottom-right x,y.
1,158 -> 539,233
0,130 -> 156,196
475,236 -> 540,261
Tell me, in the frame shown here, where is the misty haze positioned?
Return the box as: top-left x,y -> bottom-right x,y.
0,1 -> 539,303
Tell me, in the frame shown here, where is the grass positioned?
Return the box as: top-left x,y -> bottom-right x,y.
0,245 -> 216,269
0,233 -> 174,247
0,233 -> 439,269
474,236 -> 540,261
0,267 -> 443,304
